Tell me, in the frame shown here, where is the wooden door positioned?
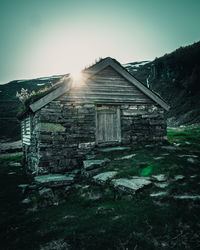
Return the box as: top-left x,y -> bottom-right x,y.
96,107 -> 121,144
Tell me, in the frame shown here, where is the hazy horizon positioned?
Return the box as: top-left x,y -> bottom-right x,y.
0,0 -> 200,84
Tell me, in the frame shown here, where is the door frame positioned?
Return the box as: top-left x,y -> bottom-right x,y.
95,105 -> 121,145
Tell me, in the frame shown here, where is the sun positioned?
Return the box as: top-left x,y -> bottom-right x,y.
70,68 -> 84,88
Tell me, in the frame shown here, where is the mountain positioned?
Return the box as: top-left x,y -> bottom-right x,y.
0,75 -> 65,142
123,41 -> 200,126
0,41 -> 200,141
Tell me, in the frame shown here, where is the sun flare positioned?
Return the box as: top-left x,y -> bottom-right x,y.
70,69 -> 84,88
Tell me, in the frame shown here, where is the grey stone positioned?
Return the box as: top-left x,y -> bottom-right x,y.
153,157 -> 164,160
152,174 -> 167,182
86,154 -> 96,160
111,177 -> 152,194
83,158 -> 110,171
173,195 -> 200,200
114,154 -> 136,161
150,192 -> 168,197
34,174 -> 74,187
8,172 -> 16,175
22,198 -> 31,204
161,146 -> 177,150
187,158 -> 197,164
97,146 -> 131,152
154,182 -> 169,188
9,162 -> 22,167
174,175 -> 185,181
93,171 -> 118,183
39,188 -> 54,199
18,184 -> 28,193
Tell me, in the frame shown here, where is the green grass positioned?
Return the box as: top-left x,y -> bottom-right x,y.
0,125 -> 200,249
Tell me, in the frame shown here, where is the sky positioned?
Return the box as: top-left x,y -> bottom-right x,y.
0,0 -> 200,83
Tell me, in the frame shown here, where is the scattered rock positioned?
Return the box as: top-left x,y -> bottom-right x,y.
22,198 -> 31,204
9,162 -> 22,167
174,175 -> 185,181
150,192 -> 168,197
86,154 -> 96,160
178,154 -> 198,158
114,154 -> 136,160
34,174 -> 74,187
173,195 -> 200,200
18,184 -> 28,193
153,157 -> 164,160
97,146 -> 131,152
161,145 -> 177,151
96,206 -> 114,215
39,188 -> 54,199
152,174 -> 167,182
83,158 -> 110,171
190,175 -> 197,178
93,171 -> 118,183
185,141 -> 191,145
8,172 -> 16,175
111,177 -> 152,194
154,182 -> 169,188
187,158 -> 197,164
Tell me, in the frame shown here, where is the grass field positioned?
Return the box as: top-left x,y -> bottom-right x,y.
0,125 -> 200,250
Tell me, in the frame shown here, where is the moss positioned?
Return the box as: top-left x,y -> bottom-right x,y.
40,122 -> 66,132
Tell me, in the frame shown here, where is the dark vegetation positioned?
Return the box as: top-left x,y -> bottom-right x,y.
0,76 -> 65,141
130,41 -> 200,125
0,126 -> 200,250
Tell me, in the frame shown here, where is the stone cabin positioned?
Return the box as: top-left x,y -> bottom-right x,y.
19,57 -> 169,177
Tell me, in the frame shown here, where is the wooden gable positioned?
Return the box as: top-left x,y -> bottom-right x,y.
30,57 -> 170,112
59,66 -> 154,104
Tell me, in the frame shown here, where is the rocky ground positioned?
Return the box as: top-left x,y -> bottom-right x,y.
0,125 -> 200,250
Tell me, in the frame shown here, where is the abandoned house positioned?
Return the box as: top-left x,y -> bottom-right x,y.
18,57 -> 169,177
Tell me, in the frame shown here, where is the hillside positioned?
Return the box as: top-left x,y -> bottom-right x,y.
0,75 -> 65,142
124,41 -> 200,126
0,41 -> 200,141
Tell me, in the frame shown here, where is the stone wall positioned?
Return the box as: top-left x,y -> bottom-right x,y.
35,101 -> 96,175
121,104 -> 166,145
25,101 -> 166,176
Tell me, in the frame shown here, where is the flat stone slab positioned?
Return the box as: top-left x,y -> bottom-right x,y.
178,154 -> 198,158
174,175 -> 185,181
83,158 -> 110,171
9,162 -> 22,167
93,171 -> 118,183
34,174 -> 74,187
111,177 -> 152,194
150,191 -> 168,197
98,146 -> 131,152
153,157 -> 164,160
173,195 -> 200,200
154,182 -> 169,188
161,146 -> 177,151
114,154 -> 136,161
152,174 -> 167,182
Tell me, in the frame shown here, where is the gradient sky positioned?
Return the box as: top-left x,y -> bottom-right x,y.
0,0 -> 200,83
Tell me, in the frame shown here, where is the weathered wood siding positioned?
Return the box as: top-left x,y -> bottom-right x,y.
21,117 -> 31,145
60,66 -> 154,104
96,106 -> 121,144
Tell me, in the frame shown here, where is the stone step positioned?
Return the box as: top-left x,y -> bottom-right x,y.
83,158 -> 110,171
34,174 -> 75,187
97,146 -> 131,153
111,177 -> 152,194
93,171 -> 118,183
